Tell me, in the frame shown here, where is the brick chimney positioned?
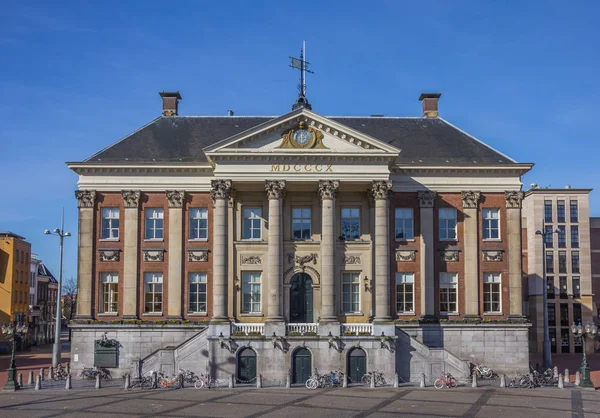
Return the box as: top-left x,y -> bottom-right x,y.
159,91 -> 182,116
418,93 -> 441,118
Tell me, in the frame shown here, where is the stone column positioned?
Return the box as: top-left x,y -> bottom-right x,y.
462,191 -> 481,318
210,180 -> 232,322
372,180 -> 392,322
265,180 -> 285,322
74,190 -> 96,319
505,191 -> 524,317
318,180 -> 340,325
418,191 -> 436,317
166,190 -> 185,319
122,190 -> 141,319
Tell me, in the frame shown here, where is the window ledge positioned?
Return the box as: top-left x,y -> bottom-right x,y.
482,239 -> 502,242
99,238 -> 120,242
342,312 -> 364,316
188,238 -> 208,242
440,239 -> 458,242
396,312 -> 416,316
440,313 -> 460,316
98,312 -> 118,316
483,312 -> 502,316
143,239 -> 164,242
396,239 -> 415,243
188,313 -> 208,317
240,313 -> 264,317
142,313 -> 163,316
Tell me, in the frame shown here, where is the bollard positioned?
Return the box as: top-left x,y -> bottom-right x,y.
124,374 -> 131,390
40,368 -> 44,381
500,374 -> 506,388
394,373 -> 399,388
370,374 -> 375,388
152,371 -> 158,389
66,362 -> 70,375
564,368 -> 570,383
17,373 -> 23,387
228,375 -> 233,389
472,373 -> 478,388
558,374 -> 564,389
286,373 -> 291,389
28,370 -> 34,385
419,373 -> 426,388
35,374 -> 41,390
575,371 -> 581,386
49,366 -> 54,381
553,366 -> 558,379
179,374 -> 184,389
256,374 -> 262,389
95,373 -> 102,389
342,373 -> 348,388
65,374 -> 72,390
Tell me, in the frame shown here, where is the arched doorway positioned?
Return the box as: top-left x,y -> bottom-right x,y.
290,273 -> 313,323
347,348 -> 366,383
237,348 -> 256,383
292,348 -> 312,384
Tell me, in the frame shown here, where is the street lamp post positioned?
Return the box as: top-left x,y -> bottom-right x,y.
535,227 -> 559,370
571,321 -> 598,388
44,211 -> 71,368
2,321 -> 28,391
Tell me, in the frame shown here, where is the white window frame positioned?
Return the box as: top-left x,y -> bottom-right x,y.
341,207 -> 361,241
188,273 -> 207,314
292,207 -> 312,240
100,272 -> 119,314
189,208 -> 208,241
395,272 -> 415,314
482,208 -> 500,240
439,208 -> 457,241
144,208 -> 164,240
143,273 -> 163,314
483,273 -> 501,314
242,272 -> 261,313
439,272 -> 458,314
100,208 -> 120,240
342,272 -> 361,313
395,208 -> 414,241
242,207 -> 262,240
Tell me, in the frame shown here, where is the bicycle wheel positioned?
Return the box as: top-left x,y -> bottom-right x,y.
434,378 -> 444,389
378,377 -> 386,386
483,369 -> 493,379
448,378 -> 457,388
361,375 -> 371,385
194,379 -> 205,389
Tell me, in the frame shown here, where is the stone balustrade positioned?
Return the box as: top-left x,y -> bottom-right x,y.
286,323 -> 318,335
232,323 -> 264,335
341,323 -> 373,336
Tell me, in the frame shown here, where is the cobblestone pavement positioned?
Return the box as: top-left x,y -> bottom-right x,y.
0,385 -> 598,418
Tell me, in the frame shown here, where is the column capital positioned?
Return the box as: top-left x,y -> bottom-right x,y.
461,191 -> 481,209
371,180 -> 392,200
318,180 -> 340,200
75,190 -> 96,208
505,191 -> 524,209
265,180 -> 286,200
121,190 -> 141,208
210,179 -> 233,201
166,190 -> 185,208
417,190 -> 436,208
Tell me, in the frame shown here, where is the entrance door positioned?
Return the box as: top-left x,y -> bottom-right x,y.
292,348 -> 312,384
348,348 -> 366,383
237,348 -> 257,383
290,274 -> 313,323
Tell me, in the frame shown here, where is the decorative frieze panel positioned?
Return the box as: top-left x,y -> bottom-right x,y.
395,248 -> 417,262
98,249 -> 120,262
287,253 -> 318,266
142,248 -> 165,262
187,249 -> 209,262
482,249 -> 504,262
343,255 -> 361,265
439,249 -> 460,262
75,190 -> 96,208
241,255 -> 261,265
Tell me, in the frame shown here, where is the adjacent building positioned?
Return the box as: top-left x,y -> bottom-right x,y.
35,260 -> 58,345
591,217 -> 600,352
0,232 -> 31,326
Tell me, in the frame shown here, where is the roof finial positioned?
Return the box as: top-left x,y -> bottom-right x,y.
290,40 -> 314,111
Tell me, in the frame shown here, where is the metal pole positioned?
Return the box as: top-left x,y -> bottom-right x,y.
52,213 -> 65,367
541,232 -> 551,369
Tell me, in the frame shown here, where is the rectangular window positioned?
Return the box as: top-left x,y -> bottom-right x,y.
242,272 -> 261,313
572,277 -> 580,298
546,251 -> 554,273
559,276 -> 568,299
243,208 -> 262,240
545,225 -> 554,248
101,208 -> 120,239
395,273 -> 414,313
439,272 -> 458,314
439,208 -> 457,240
557,226 -> 566,248
573,303 -> 582,324
188,273 -> 207,313
570,226 -> 579,248
25,253 -> 28,263
483,273 -> 501,313
144,273 -> 163,313
558,251 -> 567,273
557,200 -> 565,223
144,208 -> 164,240
342,272 -> 360,313
100,272 -> 118,313
571,251 -> 580,273
544,200 -> 553,223
560,303 -> 569,327
395,208 -> 414,240
482,209 -> 500,240
341,208 -> 360,240
548,303 -> 556,327
189,208 -> 208,240
547,276 -> 555,299
292,208 -> 312,240
570,200 -> 578,223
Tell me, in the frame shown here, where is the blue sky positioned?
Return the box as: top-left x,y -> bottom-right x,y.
1,1 -> 599,281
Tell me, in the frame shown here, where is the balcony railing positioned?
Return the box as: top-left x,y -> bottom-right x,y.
341,323 -> 373,336
286,323 -> 318,335
232,323 -> 264,336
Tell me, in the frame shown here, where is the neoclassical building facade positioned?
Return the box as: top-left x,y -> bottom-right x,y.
68,92 -> 533,383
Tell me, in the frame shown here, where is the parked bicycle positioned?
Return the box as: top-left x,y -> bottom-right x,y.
157,371 -> 181,389
194,373 -> 218,389
179,369 -> 200,385
472,364 -> 494,379
361,370 -> 386,387
434,372 -> 458,389
52,363 -> 69,381
127,374 -> 154,390
306,370 -> 343,389
78,366 -> 112,380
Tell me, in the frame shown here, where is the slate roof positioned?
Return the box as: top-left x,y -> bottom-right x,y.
83,115 -> 518,166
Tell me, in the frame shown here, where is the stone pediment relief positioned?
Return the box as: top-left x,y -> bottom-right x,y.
98,248 -> 120,262
482,249 -> 504,262
142,248 -> 165,262
187,248 -> 209,262
395,248 -> 417,262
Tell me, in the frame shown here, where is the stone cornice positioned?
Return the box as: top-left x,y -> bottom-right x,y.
394,164 -> 533,176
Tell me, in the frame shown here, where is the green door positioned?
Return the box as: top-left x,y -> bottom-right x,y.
290,274 -> 313,323
348,348 -> 366,383
292,348 -> 311,384
237,348 -> 256,383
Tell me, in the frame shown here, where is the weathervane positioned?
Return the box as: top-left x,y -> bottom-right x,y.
290,40 -> 313,110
